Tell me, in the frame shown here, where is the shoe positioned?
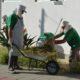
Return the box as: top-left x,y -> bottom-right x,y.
14,66 -> 23,70
8,67 -> 14,71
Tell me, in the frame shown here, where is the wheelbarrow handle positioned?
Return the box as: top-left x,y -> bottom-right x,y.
12,43 -> 26,57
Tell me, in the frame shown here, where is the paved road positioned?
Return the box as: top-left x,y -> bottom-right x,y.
0,65 -> 80,80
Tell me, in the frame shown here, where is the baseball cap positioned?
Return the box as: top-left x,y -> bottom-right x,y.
17,5 -> 27,13
63,21 -> 69,24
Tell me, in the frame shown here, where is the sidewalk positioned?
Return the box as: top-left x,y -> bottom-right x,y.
0,65 -> 80,80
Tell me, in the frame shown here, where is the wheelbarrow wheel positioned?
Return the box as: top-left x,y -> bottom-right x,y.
46,60 -> 60,75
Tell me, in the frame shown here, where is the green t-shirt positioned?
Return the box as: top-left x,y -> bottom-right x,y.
6,13 -> 18,29
64,28 -> 80,49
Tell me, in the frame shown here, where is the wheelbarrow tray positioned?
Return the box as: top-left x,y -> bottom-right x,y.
21,49 -> 58,62
13,43 -> 58,62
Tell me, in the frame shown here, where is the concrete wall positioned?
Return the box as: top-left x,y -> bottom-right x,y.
2,0 -> 80,55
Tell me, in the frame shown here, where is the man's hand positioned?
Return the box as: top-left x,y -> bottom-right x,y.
8,39 -> 12,47
54,32 -> 64,39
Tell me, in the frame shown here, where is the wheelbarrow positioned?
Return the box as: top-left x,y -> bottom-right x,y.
12,32 -> 60,75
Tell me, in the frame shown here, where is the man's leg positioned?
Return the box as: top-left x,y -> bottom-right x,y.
69,49 -> 80,73
8,49 -> 15,71
14,56 -> 23,70
75,49 -> 80,61
8,56 -> 14,71
14,56 -> 18,68
69,50 -> 74,62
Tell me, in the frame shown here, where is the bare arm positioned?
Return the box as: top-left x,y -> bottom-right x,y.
8,28 -> 13,46
8,28 -> 13,39
54,32 -> 64,39
54,38 -> 66,44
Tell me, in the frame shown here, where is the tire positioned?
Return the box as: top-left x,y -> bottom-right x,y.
46,60 -> 60,75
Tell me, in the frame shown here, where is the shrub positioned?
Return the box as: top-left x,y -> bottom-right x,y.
0,45 -> 8,64
0,53 -> 8,64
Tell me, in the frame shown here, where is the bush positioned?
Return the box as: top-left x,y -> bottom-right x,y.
0,45 -> 8,64
0,53 -> 8,64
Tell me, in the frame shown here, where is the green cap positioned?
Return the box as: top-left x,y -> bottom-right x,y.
39,32 -> 54,41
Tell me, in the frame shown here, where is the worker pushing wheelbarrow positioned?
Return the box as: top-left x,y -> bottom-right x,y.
54,21 -> 80,72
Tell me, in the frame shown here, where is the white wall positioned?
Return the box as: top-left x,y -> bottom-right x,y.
2,0 -> 80,55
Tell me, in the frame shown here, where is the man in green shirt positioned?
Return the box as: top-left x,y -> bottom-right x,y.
54,21 -> 80,62
2,15 -> 8,39
7,5 -> 27,71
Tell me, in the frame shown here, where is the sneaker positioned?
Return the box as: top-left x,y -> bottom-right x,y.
14,66 -> 23,70
8,67 -> 14,71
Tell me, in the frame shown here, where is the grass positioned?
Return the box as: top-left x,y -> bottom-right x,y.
0,45 -> 8,64
0,45 -> 8,54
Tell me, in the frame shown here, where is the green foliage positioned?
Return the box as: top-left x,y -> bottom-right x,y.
24,34 -> 36,48
0,46 -> 8,64
0,32 -> 10,48
0,32 -> 36,48
0,53 -> 8,64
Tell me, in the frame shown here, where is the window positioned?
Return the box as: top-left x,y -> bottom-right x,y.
35,0 -> 59,2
